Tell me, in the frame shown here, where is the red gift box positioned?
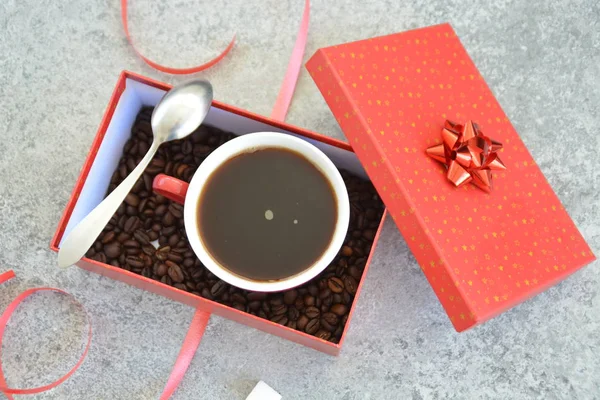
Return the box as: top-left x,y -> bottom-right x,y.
306,23 -> 595,331
50,71 -> 386,356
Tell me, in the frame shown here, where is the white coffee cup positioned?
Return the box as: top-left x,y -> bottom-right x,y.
153,132 -> 350,292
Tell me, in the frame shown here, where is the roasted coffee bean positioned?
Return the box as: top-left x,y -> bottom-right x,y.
123,239 -> 140,248
283,289 -> 298,305
305,318 -> 320,334
167,252 -> 183,263
296,315 -> 309,331
153,262 -> 168,277
342,291 -> 352,304
156,246 -> 170,261
168,203 -> 184,219
92,253 -> 107,263
231,293 -> 247,305
294,297 -> 304,309
348,265 -> 362,280
162,212 -> 175,226
270,297 -> 284,306
248,301 -> 261,311
109,260 -> 120,267
147,158 -> 165,174
102,231 -> 116,244
232,303 -> 245,312
141,253 -> 153,268
357,213 -> 365,229
332,293 -> 343,304
362,229 -> 376,241
305,306 -> 320,319
86,248 -> 96,257
190,268 -> 203,280
271,315 -> 288,326
124,216 -> 139,233
125,193 -> 140,207
94,241 -> 103,251
138,141 -> 150,155
303,294 -> 315,307
133,229 -> 150,244
141,267 -> 152,278
271,304 -> 287,316
330,303 -> 348,316
287,307 -> 300,321
119,164 -> 128,179
182,141 -> 193,155
319,288 -> 332,299
321,295 -> 333,308
201,288 -> 213,300
210,280 -> 227,297
315,330 -> 331,341
286,320 -> 297,330
327,277 -> 344,293
174,283 -> 187,291
321,312 -> 339,332
334,325 -> 344,339
183,258 -> 195,268
341,246 -> 353,257
104,242 -> 122,259
116,232 -> 130,243
308,285 -> 319,297
126,256 -> 144,268
261,302 -> 271,315
343,275 -> 358,295
126,202 -> 138,215
167,262 -> 184,283
155,205 -> 167,217
142,244 -> 155,256
143,173 -> 153,192
168,234 -> 180,247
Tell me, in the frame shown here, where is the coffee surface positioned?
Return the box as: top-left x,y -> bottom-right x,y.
197,147 -> 337,281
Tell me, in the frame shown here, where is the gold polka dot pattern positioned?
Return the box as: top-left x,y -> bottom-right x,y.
307,23 -> 595,331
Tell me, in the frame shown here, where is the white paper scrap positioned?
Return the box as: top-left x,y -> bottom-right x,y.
246,381 -> 282,400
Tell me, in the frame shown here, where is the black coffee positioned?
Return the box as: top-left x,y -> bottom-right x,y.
197,147 -> 337,281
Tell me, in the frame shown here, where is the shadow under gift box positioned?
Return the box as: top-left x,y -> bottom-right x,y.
50,71 -> 386,356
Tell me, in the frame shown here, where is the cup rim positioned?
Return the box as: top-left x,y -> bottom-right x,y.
183,131 -> 350,292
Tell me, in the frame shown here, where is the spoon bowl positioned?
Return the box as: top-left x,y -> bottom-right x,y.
151,80 -> 213,143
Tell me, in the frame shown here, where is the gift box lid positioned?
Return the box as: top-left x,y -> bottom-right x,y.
306,23 -> 595,331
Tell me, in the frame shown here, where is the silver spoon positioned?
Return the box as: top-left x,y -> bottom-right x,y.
58,80 -> 213,268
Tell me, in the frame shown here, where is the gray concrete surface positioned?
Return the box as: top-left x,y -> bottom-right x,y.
1,0 -> 599,399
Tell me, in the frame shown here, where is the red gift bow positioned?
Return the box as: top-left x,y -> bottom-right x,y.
426,120 -> 506,192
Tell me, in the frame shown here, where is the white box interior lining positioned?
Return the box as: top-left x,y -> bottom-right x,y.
60,78 -> 368,246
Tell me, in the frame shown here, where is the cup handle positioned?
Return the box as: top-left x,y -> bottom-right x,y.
153,174 -> 189,205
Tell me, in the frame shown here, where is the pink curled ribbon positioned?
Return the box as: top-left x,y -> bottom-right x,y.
0,270 -> 92,399
122,0 -> 309,120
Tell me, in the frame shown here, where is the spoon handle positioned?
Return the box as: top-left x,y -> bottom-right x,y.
58,141 -> 160,268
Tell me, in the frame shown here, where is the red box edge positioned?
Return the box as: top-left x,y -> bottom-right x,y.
306,24 -> 597,332
49,70 -> 388,355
